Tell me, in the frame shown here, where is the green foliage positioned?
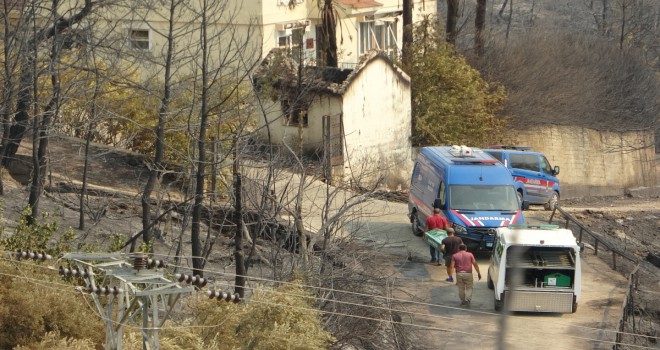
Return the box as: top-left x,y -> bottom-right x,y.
13,331 -> 95,350
107,233 -> 126,253
0,261 -> 333,348
0,206 -> 76,257
402,19 -> 507,147
174,280 -> 335,349
235,282 -> 335,349
0,260 -> 105,349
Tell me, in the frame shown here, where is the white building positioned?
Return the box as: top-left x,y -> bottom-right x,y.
254,49 -> 412,187
242,0 -> 437,67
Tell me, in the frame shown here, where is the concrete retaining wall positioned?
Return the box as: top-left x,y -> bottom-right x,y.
501,126 -> 656,199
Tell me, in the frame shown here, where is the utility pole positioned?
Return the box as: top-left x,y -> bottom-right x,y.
60,252 -> 194,350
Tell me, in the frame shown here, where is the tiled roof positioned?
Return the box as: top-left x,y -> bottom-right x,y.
253,49 -> 409,97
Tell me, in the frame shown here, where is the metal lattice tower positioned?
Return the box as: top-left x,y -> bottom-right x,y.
61,253 -> 194,350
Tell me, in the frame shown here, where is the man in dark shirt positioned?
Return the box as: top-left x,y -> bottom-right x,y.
424,208 -> 449,265
450,244 -> 481,306
440,228 -> 462,282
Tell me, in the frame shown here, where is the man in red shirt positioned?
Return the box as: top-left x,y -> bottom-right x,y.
450,244 -> 482,306
424,208 -> 449,265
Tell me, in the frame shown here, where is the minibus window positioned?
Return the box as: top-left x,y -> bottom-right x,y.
449,185 -> 519,211
437,182 -> 446,207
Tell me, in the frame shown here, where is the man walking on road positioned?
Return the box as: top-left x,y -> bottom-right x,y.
450,244 -> 481,306
440,228 -> 462,282
424,208 -> 449,265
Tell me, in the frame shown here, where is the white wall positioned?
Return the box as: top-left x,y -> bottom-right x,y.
337,0 -> 438,67
502,126 -> 657,198
249,0 -> 438,67
256,94 -> 342,154
341,57 -> 412,188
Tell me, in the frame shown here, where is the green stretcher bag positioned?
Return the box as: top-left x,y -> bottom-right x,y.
424,229 -> 448,250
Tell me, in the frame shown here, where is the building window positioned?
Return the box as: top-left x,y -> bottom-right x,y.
129,29 -> 150,50
359,20 -> 398,57
278,0 -> 303,5
282,99 -> 308,127
278,28 -> 304,63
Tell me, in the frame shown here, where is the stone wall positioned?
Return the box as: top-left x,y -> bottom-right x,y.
501,126 -> 656,199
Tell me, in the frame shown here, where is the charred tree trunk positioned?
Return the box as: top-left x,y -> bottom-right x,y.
29,12 -> 63,223
29,99 -> 54,224
233,145 -> 246,297
602,0 -> 610,35
1,0 -> 93,167
475,0 -> 486,54
402,0 -> 413,63
499,0 -> 509,18
446,0 -> 459,44
191,0 -> 210,277
79,70 -> 100,230
506,0 -> 513,41
2,61 -> 33,168
320,0 -> 338,67
141,0 -> 177,249
402,0 -> 414,137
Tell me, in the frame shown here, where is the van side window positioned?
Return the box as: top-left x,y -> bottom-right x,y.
438,182 -> 446,207
412,163 -> 421,185
488,152 -> 503,162
541,156 -> 553,174
495,237 -> 503,258
510,154 -> 539,172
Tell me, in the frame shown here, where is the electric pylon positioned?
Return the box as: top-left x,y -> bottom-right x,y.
61,252 -> 194,350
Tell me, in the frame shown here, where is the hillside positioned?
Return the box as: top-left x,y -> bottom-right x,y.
0,134 -> 659,348
438,0 -> 660,146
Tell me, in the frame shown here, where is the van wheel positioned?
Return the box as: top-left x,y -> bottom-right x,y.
518,190 -> 529,210
494,297 -> 504,312
411,212 -> 423,237
544,192 -> 559,211
572,302 -> 578,313
487,272 -> 494,290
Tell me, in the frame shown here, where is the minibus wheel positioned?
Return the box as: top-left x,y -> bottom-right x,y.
544,191 -> 559,211
494,298 -> 503,312
487,272 -> 494,290
517,190 -> 529,210
411,212 -> 422,237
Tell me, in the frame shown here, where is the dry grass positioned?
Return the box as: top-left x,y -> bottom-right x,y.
472,31 -> 659,132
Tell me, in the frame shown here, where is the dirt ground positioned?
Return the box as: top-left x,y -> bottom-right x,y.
1,135 -> 659,348
547,197 -> 660,349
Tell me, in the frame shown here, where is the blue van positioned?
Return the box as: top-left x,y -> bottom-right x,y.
483,146 -> 560,210
408,146 -> 525,251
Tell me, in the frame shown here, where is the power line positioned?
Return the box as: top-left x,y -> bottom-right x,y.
3,251 -> 651,342
0,265 -> 657,350
2,251 -> 658,347
162,259 -> 659,341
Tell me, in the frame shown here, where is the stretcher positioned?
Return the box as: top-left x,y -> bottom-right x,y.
424,229 -> 447,250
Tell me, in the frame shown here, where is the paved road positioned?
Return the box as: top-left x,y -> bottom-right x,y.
257,170 -> 628,349
346,201 -> 627,350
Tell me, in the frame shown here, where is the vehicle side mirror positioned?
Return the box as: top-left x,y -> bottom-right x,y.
578,242 -> 585,253
433,198 -> 445,209
553,165 -> 560,176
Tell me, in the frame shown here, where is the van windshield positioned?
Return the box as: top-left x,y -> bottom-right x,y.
449,185 -> 519,211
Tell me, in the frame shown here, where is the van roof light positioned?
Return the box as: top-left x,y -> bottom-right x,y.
449,145 -> 474,157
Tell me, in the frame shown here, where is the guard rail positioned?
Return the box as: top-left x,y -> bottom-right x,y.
548,204 -> 639,270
